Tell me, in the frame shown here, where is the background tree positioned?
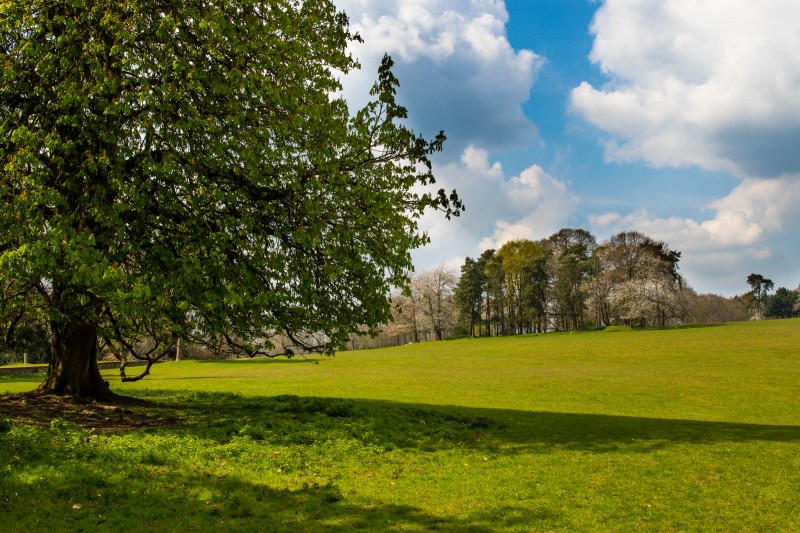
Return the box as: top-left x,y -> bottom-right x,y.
681,290 -> 750,324
389,266 -> 458,342
795,286 -> 800,316
415,265 -> 459,341
746,274 -> 774,320
521,252 -> 549,333
1,281 -> 50,364
452,228 -> 777,332
0,0 -> 461,398
478,249 -> 497,336
605,231 -> 652,283
388,286 -> 423,344
602,231 -> 683,326
483,251 -> 505,336
608,251 -> 683,327
1,315 -> 50,366
585,246 -> 614,329
545,229 -> 597,331
766,287 -> 798,319
496,240 -> 545,334
454,257 -> 485,337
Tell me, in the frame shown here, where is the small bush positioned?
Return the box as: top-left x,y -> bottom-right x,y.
0,415 -> 11,433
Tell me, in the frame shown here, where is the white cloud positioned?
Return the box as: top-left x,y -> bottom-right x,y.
412,145 -> 579,267
461,145 -> 503,178
588,176 -> 800,294
447,148 -> 578,251
334,0 -> 542,155
477,221 -> 537,251
571,0 -> 800,178
588,211 -> 621,228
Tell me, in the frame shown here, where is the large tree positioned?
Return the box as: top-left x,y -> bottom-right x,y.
1,0 -> 461,398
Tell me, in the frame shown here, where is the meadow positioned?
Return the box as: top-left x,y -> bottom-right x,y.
1,319 -> 799,531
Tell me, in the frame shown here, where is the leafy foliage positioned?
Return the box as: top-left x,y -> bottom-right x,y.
766,287 -> 799,319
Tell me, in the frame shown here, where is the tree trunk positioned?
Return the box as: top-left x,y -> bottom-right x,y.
36,320 -> 113,399
485,299 -> 491,337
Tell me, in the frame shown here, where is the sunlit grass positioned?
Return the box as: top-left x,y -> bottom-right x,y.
2,319 -> 799,531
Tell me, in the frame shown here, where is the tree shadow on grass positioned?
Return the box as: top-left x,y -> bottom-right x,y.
4,388 -> 800,454
126,390 -> 800,455
3,390 -> 800,530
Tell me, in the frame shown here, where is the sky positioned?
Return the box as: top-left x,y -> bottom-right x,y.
332,0 -> 800,296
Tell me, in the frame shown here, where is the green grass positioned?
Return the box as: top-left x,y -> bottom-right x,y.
2,319 -> 799,531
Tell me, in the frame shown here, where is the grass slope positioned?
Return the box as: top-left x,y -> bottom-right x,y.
1,319 -> 799,531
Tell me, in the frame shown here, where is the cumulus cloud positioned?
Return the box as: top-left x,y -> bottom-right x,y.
461,144 -> 503,178
478,165 -> 579,249
334,0 -> 542,155
588,176 -> 800,294
571,0 -> 800,178
411,145 -> 578,269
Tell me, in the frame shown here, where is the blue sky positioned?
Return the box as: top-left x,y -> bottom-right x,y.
334,0 -> 800,296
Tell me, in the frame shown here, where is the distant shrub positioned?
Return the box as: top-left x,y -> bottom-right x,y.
0,415 -> 11,433
602,325 -> 631,333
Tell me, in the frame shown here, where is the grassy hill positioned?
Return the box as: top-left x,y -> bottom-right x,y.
1,319 -> 799,531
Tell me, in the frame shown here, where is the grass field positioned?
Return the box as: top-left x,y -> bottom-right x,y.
1,319 -> 799,531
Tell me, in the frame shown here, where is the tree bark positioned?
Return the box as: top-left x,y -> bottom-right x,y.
35,320 -> 113,399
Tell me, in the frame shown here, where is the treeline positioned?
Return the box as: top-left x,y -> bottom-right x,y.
453,229 -> 686,335
378,228 -> 798,345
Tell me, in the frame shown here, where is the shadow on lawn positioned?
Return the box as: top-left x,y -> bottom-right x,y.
133,390 -> 800,455
3,390 -> 800,530
3,387 -> 800,454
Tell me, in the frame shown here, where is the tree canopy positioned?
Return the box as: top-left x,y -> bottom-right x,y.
0,0 -> 460,398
